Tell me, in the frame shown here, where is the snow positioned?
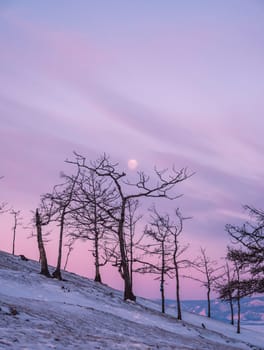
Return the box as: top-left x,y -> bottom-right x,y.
0,251 -> 263,350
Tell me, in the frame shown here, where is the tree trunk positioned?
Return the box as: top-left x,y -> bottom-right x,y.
237,272 -> 241,334
160,277 -> 165,313
12,223 -> 16,255
226,265 -> 234,325
119,202 -> 136,301
229,293 -> 234,325
53,208 -> 65,280
161,240 -> 165,313
172,236 -> 182,320
207,287 -> 211,318
94,233 -> 102,283
35,209 -> 50,277
235,263 -> 241,334
174,262 -> 182,320
237,296 -> 241,334
129,225 -> 133,290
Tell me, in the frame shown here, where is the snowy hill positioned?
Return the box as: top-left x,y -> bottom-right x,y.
0,251 -> 263,350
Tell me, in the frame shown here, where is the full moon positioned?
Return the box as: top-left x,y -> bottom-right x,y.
128,159 -> 138,170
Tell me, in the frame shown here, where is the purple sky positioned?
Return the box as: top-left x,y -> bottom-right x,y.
1,1 -> 264,299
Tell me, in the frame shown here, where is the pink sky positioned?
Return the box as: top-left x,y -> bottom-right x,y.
1,1 -> 264,300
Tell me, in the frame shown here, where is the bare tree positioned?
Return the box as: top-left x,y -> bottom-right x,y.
217,204 -> 264,333
234,261 -> 242,334
167,208 -> 190,320
190,248 -> 223,318
10,209 -> 22,255
225,205 -> 264,295
218,255 -> 243,334
125,199 -> 143,290
98,198 -> 143,287
44,170 -> 80,280
215,261 -> 236,325
34,187 -> 63,277
136,207 -> 174,313
137,208 -> 190,318
67,152 -> 192,301
68,170 -> 115,283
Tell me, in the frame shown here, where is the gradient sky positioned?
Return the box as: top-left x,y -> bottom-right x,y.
1,1 -> 264,300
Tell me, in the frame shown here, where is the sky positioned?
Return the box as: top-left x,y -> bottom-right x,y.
1,0 -> 264,299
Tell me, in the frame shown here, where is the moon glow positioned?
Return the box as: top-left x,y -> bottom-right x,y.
128,159 -> 138,170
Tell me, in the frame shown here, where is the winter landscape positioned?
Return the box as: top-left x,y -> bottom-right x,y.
0,251 -> 263,350
1,2 -> 264,349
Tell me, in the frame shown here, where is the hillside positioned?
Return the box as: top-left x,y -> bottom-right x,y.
0,251 -> 263,350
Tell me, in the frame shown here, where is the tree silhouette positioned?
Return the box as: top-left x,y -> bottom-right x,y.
225,205 -> 264,296
190,248 -> 223,318
66,152 -> 192,301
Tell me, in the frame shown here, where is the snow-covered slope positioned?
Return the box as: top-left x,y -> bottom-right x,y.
0,251 -> 263,350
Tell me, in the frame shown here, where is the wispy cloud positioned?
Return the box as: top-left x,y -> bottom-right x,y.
1,1 -> 264,297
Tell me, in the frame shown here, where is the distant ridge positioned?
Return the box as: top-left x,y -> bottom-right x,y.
164,298 -> 264,329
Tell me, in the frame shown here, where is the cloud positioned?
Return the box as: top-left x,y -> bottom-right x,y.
1,1 -> 264,285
